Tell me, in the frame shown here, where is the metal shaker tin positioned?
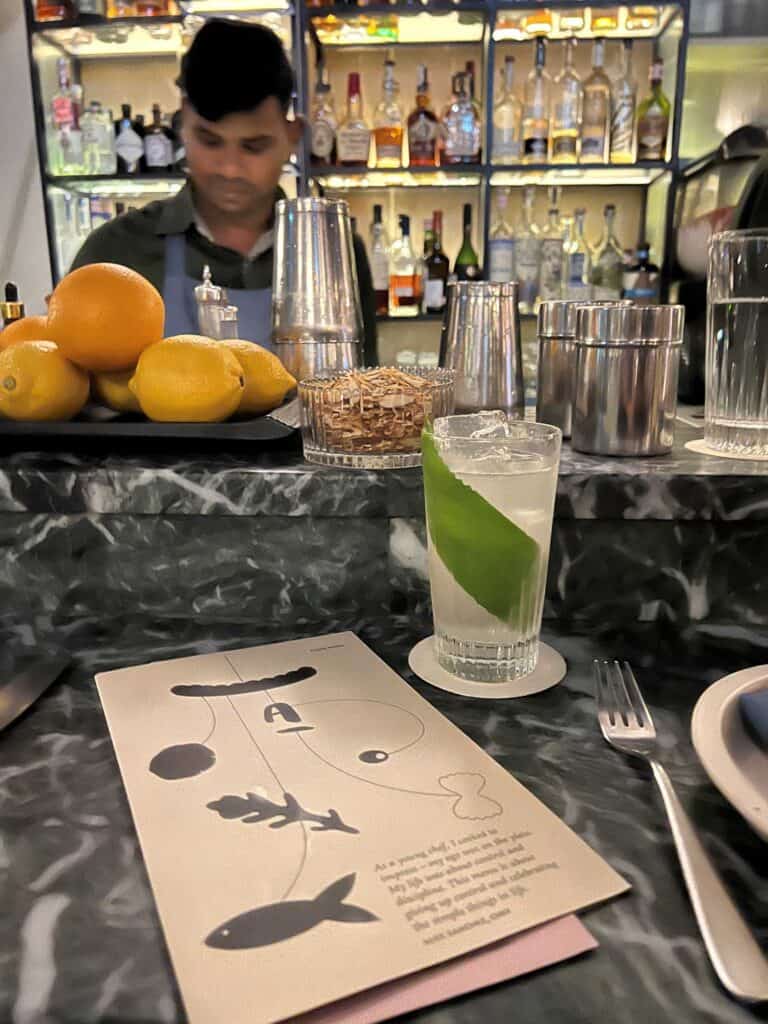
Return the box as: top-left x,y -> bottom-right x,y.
572,304 -> 685,456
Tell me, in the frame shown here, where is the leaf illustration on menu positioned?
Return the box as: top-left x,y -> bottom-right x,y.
207,791 -> 359,834
422,430 -> 539,626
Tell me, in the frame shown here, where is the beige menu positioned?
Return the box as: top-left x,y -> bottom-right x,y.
96,631 -> 628,1024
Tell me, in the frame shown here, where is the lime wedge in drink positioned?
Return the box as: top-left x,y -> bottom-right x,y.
422,430 -> 540,626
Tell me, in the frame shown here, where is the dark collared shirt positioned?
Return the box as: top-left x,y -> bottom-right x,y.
71,184 -> 378,363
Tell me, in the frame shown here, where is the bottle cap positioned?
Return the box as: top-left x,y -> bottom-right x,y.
194,265 -> 224,304
348,72 -> 361,96
372,204 -> 382,224
399,213 -> 410,235
1,282 -> 24,325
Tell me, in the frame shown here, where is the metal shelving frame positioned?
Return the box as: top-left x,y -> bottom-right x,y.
24,0 -> 690,289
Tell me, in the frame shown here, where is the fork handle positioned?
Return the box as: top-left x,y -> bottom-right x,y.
651,760 -> 768,1002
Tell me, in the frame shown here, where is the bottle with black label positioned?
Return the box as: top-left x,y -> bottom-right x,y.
622,242 -> 661,303
522,37 -> 550,163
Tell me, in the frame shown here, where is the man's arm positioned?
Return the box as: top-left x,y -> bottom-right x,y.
352,233 -> 378,365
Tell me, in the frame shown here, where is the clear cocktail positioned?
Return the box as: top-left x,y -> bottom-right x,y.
422,414 -> 561,682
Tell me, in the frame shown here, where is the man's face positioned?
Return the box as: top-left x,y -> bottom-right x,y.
181,97 -> 301,217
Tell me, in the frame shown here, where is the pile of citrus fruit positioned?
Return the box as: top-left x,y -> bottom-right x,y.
0,263 -> 295,422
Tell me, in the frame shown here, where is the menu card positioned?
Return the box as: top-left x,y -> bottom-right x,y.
96,632 -> 628,1024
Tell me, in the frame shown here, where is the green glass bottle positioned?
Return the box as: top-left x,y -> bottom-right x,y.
454,203 -> 481,281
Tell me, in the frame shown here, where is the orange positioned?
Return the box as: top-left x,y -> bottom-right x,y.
0,315 -> 53,350
46,263 -> 164,372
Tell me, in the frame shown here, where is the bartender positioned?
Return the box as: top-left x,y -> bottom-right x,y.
71,19 -> 378,363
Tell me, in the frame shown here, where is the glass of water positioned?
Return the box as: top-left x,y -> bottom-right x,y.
706,229 -> 768,455
422,413 -> 561,682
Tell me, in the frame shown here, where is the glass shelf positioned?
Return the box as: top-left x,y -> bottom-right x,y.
47,176 -> 184,197
494,4 -> 680,42
310,8 -> 484,47
33,8 -> 291,57
312,167 -> 483,188
490,163 -> 672,186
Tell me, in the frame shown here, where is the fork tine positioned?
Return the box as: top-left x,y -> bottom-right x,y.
610,659 -> 636,728
592,659 -> 615,728
621,661 -> 655,731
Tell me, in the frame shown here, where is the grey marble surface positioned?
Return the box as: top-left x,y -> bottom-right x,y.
0,417 -> 766,521
0,612 -> 766,1024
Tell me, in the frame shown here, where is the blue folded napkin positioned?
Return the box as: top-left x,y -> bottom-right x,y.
739,688 -> 768,751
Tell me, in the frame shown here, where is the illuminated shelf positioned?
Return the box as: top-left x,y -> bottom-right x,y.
311,2 -> 487,14
490,162 -> 672,186
46,164 -> 297,195
377,313 -> 442,323
313,167 -> 483,188
311,8 -> 484,46
33,7 -> 291,57
493,3 -> 680,41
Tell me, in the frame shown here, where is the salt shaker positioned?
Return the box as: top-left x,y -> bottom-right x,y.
194,265 -> 225,338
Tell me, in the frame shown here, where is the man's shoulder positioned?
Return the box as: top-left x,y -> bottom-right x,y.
69,197 -> 172,286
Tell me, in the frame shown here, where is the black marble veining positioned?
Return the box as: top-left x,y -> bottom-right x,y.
0,419 -> 766,520
0,613 -> 766,1024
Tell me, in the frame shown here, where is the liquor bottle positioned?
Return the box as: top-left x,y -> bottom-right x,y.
407,64 -> 439,168
49,59 -> 84,175
492,56 -> 522,164
114,103 -> 144,174
35,0 -> 74,20
610,40 -> 637,164
136,0 -> 170,13
591,7 -> 618,31
488,190 -> 515,284
465,61 -> 482,119
143,103 -> 173,170
369,204 -> 390,318
514,186 -> 541,313
454,203 -> 481,281
522,38 -> 550,164
77,0 -> 106,15
81,100 -> 117,175
539,207 -> 564,301
591,204 -> 624,299
389,215 -> 420,317
107,0 -> 138,14
441,73 -> 481,166
562,208 -> 592,300
373,59 -> 404,168
626,5 -> 658,30
550,38 -> 581,164
337,73 -> 371,167
170,108 -> 185,170
636,58 -> 670,161
310,68 -> 337,167
622,242 -> 660,303
580,38 -> 611,163
424,210 -> 450,314
521,6 -> 553,34
558,9 -> 585,31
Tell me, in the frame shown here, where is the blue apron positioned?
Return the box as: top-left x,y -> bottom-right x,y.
162,233 -> 274,349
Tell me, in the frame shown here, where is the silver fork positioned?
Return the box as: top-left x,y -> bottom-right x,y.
594,659 -> 768,1003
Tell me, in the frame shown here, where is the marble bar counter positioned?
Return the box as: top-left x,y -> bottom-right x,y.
0,416 -> 765,642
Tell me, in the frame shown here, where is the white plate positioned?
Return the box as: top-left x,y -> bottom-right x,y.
691,666 -> 768,842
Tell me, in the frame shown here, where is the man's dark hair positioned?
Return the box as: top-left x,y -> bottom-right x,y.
178,19 -> 294,120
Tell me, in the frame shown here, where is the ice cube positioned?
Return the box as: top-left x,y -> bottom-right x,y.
433,411 -> 509,440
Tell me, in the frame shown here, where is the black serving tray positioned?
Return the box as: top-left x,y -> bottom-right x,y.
0,403 -> 298,451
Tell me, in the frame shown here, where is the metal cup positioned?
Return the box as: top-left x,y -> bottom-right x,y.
442,281 -> 524,417
272,197 -> 362,382
537,299 -> 631,438
572,304 -> 685,456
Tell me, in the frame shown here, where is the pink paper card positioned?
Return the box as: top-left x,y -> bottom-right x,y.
299,914 -> 596,1024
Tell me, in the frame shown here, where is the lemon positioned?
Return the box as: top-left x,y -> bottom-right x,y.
0,341 -> 89,421
221,340 -> 296,416
92,368 -> 142,414
129,334 -> 244,422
